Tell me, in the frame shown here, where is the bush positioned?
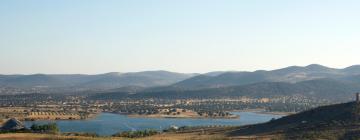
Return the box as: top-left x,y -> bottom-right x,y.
113,129 -> 158,138
30,123 -> 60,134
63,132 -> 99,137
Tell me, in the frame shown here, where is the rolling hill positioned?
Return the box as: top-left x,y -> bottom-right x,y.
0,71 -> 195,91
173,64 -> 360,89
2,64 -> 360,96
228,101 -> 360,139
88,78 -> 360,101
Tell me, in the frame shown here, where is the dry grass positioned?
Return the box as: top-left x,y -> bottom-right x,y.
27,111 -> 81,120
0,133 -> 231,140
138,133 -> 230,140
0,133 -> 120,140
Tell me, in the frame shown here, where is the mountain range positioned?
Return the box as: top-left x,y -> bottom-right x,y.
83,64 -> 360,101
1,64 -> 360,98
174,64 -> 360,89
88,78 -> 360,101
0,71 -> 195,89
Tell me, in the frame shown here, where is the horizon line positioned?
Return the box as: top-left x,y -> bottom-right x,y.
1,64 -> 359,75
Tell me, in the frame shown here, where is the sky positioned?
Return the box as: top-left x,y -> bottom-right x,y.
0,0 -> 360,74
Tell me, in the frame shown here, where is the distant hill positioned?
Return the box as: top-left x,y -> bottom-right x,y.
0,71 -> 195,91
173,64 -> 359,89
174,71 -> 268,89
204,71 -> 230,76
88,78 -> 360,101
342,65 -> 360,75
2,64 -> 360,96
228,101 -> 360,139
0,74 -> 66,87
77,71 -> 196,89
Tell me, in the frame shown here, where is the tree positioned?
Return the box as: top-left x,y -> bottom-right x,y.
30,123 -> 59,134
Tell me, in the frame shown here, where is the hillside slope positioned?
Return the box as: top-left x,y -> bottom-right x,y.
90,78 -> 360,101
229,101 -> 360,139
0,71 -> 195,92
173,64 -> 360,89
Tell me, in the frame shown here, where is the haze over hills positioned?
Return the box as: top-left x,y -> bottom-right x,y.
173,64 -> 360,89
88,78 -> 360,101
1,64 -> 360,98
0,71 -> 195,90
84,64 -> 360,102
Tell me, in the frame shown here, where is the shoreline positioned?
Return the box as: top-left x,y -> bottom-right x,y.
110,110 -> 290,119
119,113 -> 240,119
255,111 -> 295,116
234,109 -> 294,116
21,110 -> 290,122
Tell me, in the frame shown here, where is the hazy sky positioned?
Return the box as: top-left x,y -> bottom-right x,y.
1,0 -> 359,74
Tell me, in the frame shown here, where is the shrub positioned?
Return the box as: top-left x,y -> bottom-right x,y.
30,123 -> 60,134
112,129 -> 158,138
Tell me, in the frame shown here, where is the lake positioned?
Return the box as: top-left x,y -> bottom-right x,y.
25,112 -> 283,136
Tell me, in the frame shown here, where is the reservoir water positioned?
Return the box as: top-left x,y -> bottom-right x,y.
25,112 -> 283,136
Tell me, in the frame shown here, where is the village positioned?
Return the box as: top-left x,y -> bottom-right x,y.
0,93 -> 327,123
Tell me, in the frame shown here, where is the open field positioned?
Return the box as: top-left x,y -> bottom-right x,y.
0,106 -> 98,121
0,133 -> 233,140
0,126 -> 246,140
1,133 -> 217,140
141,133 -> 230,140
0,133 -> 119,140
27,112 -> 81,120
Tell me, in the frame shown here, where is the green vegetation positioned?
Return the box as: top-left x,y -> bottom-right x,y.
62,132 -> 99,137
30,123 -> 60,134
163,125 -> 233,133
112,129 -> 158,138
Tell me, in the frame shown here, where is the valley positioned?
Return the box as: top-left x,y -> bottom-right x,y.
1,64 -> 360,139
